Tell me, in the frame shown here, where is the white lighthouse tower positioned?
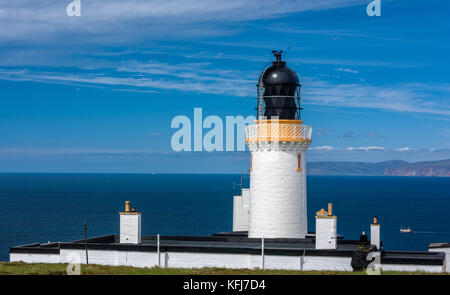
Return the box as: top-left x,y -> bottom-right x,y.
245,51 -> 312,239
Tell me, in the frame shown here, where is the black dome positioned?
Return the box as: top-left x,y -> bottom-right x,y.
262,62 -> 299,86
260,51 -> 300,120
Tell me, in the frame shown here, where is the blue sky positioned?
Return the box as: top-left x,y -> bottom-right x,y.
0,0 -> 449,173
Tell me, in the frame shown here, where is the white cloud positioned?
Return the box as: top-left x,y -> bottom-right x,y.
310,145 -> 334,151
394,147 -> 411,152
335,67 -> 359,74
0,0 -> 361,42
302,79 -> 450,116
1,0 -> 450,119
0,60 -> 256,97
346,146 -> 385,151
2,64 -> 450,117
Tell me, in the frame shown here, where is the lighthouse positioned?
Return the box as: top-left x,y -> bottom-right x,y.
245,51 -> 312,239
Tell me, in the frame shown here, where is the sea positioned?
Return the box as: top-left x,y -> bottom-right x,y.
0,173 -> 449,261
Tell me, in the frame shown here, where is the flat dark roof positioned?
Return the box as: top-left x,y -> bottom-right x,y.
10,233 -> 361,257
381,251 -> 445,266
429,242 -> 450,249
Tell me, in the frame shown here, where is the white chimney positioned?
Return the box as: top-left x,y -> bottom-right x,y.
233,188 -> 250,232
119,201 -> 142,244
315,203 -> 337,250
370,216 -> 380,250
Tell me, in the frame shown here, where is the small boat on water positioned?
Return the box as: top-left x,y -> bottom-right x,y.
400,226 -> 413,233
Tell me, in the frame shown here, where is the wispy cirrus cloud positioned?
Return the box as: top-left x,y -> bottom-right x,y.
2,2 -> 448,118
346,146 -> 385,151
335,67 -> 359,74
394,147 -> 413,152
310,145 -> 334,151
0,0 -> 362,42
302,78 -> 450,116
262,21 -> 420,44
1,63 -> 450,116
0,63 -> 255,97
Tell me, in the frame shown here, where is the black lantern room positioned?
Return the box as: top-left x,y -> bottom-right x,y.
257,51 -> 301,120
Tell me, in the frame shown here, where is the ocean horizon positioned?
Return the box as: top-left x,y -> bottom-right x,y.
1,173 -> 449,262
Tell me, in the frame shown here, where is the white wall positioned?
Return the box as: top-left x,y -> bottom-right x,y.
11,249 -> 444,273
59,249 -> 160,268
233,189 -> 250,232
261,255 -> 351,271
120,213 -> 141,244
164,252 -> 251,269
302,256 -> 352,271
248,146 -> 309,239
10,253 -> 60,264
11,249 -> 352,271
381,263 -> 443,273
429,247 -> 449,272
370,224 -> 380,249
301,154 -> 307,235
315,217 -> 337,250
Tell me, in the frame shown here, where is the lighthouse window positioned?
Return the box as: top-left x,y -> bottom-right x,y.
297,153 -> 303,171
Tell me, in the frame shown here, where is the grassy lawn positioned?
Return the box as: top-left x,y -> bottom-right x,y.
0,262 -> 446,275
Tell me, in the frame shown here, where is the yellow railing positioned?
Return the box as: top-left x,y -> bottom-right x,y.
246,122 -> 312,142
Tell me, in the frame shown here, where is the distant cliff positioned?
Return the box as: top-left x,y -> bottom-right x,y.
307,159 -> 450,177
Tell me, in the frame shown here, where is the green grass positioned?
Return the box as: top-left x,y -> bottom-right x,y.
0,262 -> 447,275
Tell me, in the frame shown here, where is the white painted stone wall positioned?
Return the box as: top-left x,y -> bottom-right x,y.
11,249 -> 444,273
429,247 -> 450,272
381,263 -> 443,273
120,213 -> 141,244
233,189 -> 250,231
315,217 -> 337,250
247,141 -> 310,239
300,153 -> 308,233
370,224 -> 381,250
302,256 -> 352,271
10,250 -> 351,271
59,249 -> 159,268
10,253 -> 60,263
262,254 -> 352,271
164,252 -> 251,269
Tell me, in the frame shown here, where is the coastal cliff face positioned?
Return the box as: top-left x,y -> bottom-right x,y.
308,159 -> 450,177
